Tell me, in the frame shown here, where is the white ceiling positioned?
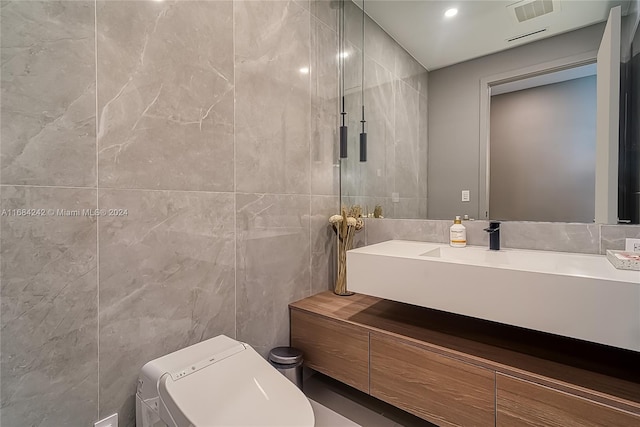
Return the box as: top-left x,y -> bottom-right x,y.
360,0 -> 630,70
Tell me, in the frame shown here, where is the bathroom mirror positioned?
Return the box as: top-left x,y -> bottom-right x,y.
339,0 -> 639,224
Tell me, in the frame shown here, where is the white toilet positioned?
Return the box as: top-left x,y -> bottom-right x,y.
136,335 -> 315,427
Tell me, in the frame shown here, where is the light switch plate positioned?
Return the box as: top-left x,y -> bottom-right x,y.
95,413 -> 118,427
625,238 -> 640,253
461,190 -> 470,202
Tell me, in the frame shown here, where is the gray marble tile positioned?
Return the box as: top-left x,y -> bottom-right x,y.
337,38 -> 363,197
1,186 -> 98,426
340,157 -> 359,198
366,218 -> 449,245
419,198 -> 428,220
235,0 -> 311,194
393,198 -> 423,220
395,46 -> 428,96
415,71 -> 429,98
394,80 -> 420,199
344,0 -> 363,51
364,12 -> 395,74
362,58 -> 395,198
600,224 -> 640,254
98,189 -> 235,426
418,94 -> 428,200
500,221 -> 600,254
340,146 -> 365,201
295,0 -> 311,11
340,195 -> 356,206
97,0 -> 234,191
464,220 -> 490,247
311,196 -> 340,294
236,193 -> 311,357
311,0 -> 338,31
311,17 -> 340,196
1,1 -> 96,187
343,40 -> 363,97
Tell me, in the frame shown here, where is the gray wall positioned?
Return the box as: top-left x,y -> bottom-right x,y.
490,76 -> 597,222
340,1 -> 428,219
428,22 -> 606,220
0,1 -> 339,426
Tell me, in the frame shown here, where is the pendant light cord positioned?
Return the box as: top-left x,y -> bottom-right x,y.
340,0 -> 346,128
359,0 -> 367,162
361,0 -> 365,133
339,0 -> 348,159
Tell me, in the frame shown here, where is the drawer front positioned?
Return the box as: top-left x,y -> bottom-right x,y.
497,374 -> 640,427
290,309 -> 369,393
370,333 -> 495,427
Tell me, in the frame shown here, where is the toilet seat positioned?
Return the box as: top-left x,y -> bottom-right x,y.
137,335 -> 314,427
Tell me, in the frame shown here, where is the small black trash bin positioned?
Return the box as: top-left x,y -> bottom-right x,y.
268,346 -> 303,390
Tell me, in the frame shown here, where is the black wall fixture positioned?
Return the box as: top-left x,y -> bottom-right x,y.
340,102 -> 347,158
359,116 -> 367,162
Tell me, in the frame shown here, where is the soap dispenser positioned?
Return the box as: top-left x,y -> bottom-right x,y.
450,216 -> 467,247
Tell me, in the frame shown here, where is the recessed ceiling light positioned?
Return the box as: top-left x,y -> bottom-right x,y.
444,8 -> 458,18
299,67 -> 310,74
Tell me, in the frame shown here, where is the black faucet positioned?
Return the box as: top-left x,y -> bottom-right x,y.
484,221 -> 501,250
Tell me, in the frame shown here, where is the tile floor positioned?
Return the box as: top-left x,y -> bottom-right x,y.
309,399 -> 361,427
304,371 -> 436,427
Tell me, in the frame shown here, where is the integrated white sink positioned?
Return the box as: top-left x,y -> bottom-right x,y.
347,240 -> 640,351
419,245 -> 628,278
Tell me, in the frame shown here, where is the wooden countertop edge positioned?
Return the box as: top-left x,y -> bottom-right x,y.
289,296 -> 640,415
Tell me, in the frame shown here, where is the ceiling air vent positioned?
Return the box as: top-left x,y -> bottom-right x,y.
513,0 -> 554,23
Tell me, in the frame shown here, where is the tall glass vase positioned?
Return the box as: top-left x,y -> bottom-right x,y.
334,232 -> 355,296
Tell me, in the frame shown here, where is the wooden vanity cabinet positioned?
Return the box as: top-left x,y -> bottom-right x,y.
496,374 -> 640,427
290,309 -> 369,393
370,333 -> 495,427
289,292 -> 640,427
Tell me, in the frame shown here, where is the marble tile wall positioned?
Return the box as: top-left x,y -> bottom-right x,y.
1,1 -> 96,187
340,1 -> 428,220
364,218 -> 640,255
0,1 -> 340,425
1,187 -> 98,427
1,1 -> 99,426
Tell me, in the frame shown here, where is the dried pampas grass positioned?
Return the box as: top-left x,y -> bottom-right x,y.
329,205 -> 364,295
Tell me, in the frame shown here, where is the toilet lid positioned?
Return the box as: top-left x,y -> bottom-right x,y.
159,346 -> 315,427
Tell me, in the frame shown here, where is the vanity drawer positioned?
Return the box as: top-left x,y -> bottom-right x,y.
496,373 -> 640,427
290,309 -> 369,393
370,333 -> 495,427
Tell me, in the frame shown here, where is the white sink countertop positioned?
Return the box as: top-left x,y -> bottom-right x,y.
352,240 -> 639,283
347,240 -> 640,351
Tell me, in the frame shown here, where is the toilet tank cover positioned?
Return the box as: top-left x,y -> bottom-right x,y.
158,343 -> 314,427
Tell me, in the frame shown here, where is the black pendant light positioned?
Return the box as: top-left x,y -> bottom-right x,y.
339,0 -> 348,159
359,0 -> 367,162
360,108 -> 367,161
